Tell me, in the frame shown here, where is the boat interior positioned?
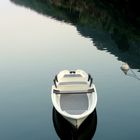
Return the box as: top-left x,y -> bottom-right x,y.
60,94 -> 89,115
52,70 -> 95,116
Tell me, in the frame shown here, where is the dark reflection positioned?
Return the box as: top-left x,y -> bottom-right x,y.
77,26 -> 140,71
52,107 -> 97,140
111,28 -> 129,52
10,0 -> 140,71
10,0 -> 78,23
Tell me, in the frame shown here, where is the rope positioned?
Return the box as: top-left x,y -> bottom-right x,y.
128,68 -> 140,80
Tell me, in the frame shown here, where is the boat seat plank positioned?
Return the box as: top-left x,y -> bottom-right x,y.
53,88 -> 94,94
58,77 -> 87,83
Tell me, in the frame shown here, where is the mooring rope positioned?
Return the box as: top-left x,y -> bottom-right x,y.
129,68 -> 140,80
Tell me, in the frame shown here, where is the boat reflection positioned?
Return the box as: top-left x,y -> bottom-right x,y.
52,107 -> 97,140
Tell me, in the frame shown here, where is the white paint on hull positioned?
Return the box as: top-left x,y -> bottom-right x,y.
51,69 -> 97,128
63,116 -> 88,128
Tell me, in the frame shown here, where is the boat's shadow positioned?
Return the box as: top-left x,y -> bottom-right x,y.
52,107 -> 97,140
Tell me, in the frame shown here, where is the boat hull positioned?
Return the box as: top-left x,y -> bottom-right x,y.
63,115 -> 88,128
51,69 -> 97,128
51,85 -> 97,128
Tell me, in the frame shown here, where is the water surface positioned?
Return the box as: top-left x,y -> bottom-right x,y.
0,0 -> 140,140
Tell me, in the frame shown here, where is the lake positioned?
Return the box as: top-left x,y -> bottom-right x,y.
0,0 -> 140,140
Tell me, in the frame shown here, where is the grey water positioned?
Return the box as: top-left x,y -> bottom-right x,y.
0,0 -> 140,140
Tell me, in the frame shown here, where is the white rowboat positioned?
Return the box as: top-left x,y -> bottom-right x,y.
51,69 -> 97,128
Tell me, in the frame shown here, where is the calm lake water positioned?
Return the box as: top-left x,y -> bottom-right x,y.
0,0 -> 140,140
